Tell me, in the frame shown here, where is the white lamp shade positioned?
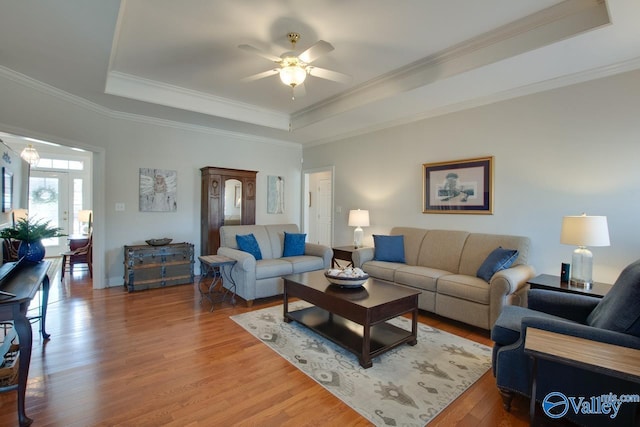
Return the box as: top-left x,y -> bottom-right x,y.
11,209 -> 28,224
560,214 -> 610,247
78,210 -> 93,223
348,209 -> 370,227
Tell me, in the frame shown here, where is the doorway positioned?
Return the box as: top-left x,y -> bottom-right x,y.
29,170 -> 70,256
303,167 -> 334,246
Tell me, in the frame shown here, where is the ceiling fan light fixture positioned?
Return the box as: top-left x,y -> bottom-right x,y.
279,64 -> 307,87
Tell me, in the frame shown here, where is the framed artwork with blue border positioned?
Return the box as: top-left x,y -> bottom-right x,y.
2,167 -> 12,213
423,156 -> 493,214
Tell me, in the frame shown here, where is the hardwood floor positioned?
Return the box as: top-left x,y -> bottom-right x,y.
0,265 -> 532,426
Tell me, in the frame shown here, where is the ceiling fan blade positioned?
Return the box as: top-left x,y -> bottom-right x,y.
298,40 -> 334,64
307,67 -> 351,84
241,69 -> 280,82
238,44 -> 282,63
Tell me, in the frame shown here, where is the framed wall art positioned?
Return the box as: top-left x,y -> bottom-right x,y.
2,167 -> 13,213
267,175 -> 284,214
423,156 -> 493,214
139,168 -> 177,212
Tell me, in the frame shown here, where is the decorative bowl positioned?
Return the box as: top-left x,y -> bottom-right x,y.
145,238 -> 173,246
324,271 -> 369,287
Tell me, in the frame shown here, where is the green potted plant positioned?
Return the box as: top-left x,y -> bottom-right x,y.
0,217 -> 66,262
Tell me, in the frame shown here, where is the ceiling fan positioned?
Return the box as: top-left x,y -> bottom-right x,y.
239,32 -> 351,98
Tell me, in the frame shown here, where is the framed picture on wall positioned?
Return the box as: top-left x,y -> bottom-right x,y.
2,167 -> 13,213
423,156 -> 493,214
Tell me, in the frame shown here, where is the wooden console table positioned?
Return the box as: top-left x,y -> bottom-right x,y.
0,260 -> 51,426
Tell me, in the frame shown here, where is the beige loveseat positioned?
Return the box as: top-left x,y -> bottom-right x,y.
218,224 -> 332,306
352,227 -> 535,329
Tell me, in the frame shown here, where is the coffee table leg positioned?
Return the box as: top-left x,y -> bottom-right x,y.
409,306 -> 418,346
360,323 -> 372,368
283,282 -> 291,323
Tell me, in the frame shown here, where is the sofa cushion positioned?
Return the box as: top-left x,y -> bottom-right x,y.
394,265 -> 451,292
587,259 -> 640,337
417,230 -> 469,274
362,260 -> 403,282
476,247 -> 518,282
458,233 -> 529,276
437,274 -> 491,304
283,232 -> 306,257
255,258 -> 293,279
373,234 -> 406,263
286,255 -> 325,273
236,233 -> 262,260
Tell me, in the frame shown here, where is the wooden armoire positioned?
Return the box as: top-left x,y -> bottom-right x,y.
200,167 -> 257,255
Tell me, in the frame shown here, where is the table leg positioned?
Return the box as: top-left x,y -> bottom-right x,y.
408,306 -> 418,346
13,305 -> 33,426
361,323 -> 372,368
283,284 -> 290,323
529,356 -> 538,426
220,264 -> 237,305
40,274 -> 50,340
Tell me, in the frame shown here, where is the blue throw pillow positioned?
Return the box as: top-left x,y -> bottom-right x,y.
236,233 -> 262,260
373,235 -> 406,263
476,247 -> 518,282
283,232 -> 306,257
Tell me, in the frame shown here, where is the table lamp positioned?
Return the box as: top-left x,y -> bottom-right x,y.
348,209 -> 369,248
11,208 -> 28,227
78,209 -> 93,234
560,213 -> 610,287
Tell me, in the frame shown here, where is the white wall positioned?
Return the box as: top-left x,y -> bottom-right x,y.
302,69 -> 640,284
0,72 -> 303,286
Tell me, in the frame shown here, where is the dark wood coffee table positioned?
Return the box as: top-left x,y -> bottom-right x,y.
283,270 -> 420,368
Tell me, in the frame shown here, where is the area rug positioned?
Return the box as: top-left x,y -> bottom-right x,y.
231,303 -> 492,427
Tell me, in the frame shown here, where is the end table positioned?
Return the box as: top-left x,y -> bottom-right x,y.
198,255 -> 237,311
527,274 -> 612,298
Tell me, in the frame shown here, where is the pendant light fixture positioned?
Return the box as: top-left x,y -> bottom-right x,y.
20,144 -> 40,166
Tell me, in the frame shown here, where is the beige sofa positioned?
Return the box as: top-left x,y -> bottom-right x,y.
352,227 -> 535,329
218,224 -> 332,306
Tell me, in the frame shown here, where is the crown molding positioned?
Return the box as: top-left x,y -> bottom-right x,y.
291,0 -> 609,131
0,66 -> 296,147
0,66 -> 111,116
302,54 -> 640,147
105,71 -> 291,130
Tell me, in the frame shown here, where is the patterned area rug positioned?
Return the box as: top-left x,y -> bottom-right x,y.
231,303 -> 492,426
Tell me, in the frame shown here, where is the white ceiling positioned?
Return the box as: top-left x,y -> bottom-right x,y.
1,0 -> 640,145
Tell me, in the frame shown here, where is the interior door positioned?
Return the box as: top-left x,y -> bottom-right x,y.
316,177 -> 332,246
29,170 -> 70,256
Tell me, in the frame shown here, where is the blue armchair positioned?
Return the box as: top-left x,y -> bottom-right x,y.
491,259 -> 640,426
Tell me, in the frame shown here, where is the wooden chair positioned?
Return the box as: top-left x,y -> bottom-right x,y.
61,234 -> 92,280
2,239 -> 20,263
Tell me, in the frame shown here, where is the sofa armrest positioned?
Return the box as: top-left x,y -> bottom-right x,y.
527,289 -> 600,323
217,247 -> 256,272
304,243 -> 333,269
491,264 -> 536,295
352,247 -> 375,268
488,264 -> 536,328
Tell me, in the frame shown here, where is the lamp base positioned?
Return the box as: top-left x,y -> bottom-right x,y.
570,246 -> 593,288
353,227 -> 364,249
569,279 -> 593,289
